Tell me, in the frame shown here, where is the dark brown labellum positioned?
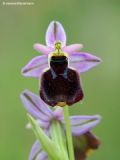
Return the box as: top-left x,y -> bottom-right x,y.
40,55 -> 83,107
74,132 -> 100,160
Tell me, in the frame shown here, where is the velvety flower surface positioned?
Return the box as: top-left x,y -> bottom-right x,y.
21,21 -> 101,78
20,90 -> 101,160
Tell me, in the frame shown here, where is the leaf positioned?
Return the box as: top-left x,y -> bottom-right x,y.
27,114 -> 63,160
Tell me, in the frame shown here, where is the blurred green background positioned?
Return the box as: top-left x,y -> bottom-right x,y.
0,0 -> 120,159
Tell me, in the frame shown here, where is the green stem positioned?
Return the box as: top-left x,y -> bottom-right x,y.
63,106 -> 75,160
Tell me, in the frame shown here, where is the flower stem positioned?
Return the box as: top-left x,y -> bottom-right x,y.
63,106 -> 75,160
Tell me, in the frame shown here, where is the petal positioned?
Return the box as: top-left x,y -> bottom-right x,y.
33,43 -> 53,54
70,115 -> 101,125
53,107 -> 63,120
21,55 -> 48,78
69,52 -> 102,73
46,21 -> 66,48
20,90 -> 54,121
70,115 -> 101,136
35,152 -> 48,160
29,140 -> 41,160
63,44 -> 83,54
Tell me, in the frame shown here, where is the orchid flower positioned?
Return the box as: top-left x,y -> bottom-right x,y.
20,90 -> 101,160
21,21 -> 101,79
21,21 -> 101,107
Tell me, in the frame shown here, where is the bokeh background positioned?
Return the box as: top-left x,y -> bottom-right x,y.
0,0 -> 120,159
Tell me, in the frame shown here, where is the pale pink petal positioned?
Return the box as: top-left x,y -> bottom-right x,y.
70,115 -> 101,136
21,55 -> 48,78
69,52 -> 102,73
20,90 -> 54,120
53,107 -> 63,120
46,21 -> 66,48
35,152 -> 48,160
63,44 -> 83,54
33,43 -> 53,54
29,141 -> 41,160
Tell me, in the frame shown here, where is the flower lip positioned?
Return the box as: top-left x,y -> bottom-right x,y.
74,131 -> 100,160
39,66 -> 84,107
